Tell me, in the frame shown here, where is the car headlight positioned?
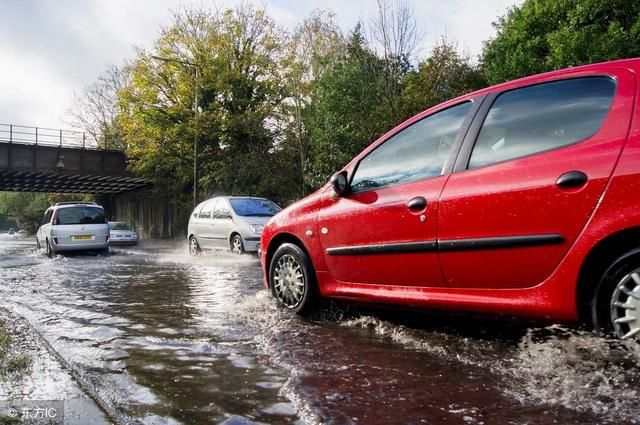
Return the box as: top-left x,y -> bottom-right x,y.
249,224 -> 264,233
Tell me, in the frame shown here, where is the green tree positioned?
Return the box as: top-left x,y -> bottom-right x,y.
209,6 -> 287,200
304,26 -> 393,188
117,4 -> 290,213
402,40 -> 485,117
279,10 -> 345,197
482,0 -> 640,84
0,193 -> 91,233
118,7 -> 212,216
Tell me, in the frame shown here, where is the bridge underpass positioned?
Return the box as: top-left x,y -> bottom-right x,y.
0,124 -> 179,238
0,124 -> 150,193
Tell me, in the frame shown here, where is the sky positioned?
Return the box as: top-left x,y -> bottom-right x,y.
0,0 -> 521,130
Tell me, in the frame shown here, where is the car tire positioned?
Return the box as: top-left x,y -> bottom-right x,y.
230,234 -> 244,255
189,236 -> 201,256
46,239 -> 54,258
592,250 -> 640,340
36,237 -> 41,250
269,243 -> 316,314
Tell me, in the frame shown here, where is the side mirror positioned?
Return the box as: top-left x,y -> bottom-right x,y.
330,171 -> 350,196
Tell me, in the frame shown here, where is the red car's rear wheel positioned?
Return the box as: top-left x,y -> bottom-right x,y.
593,252 -> 640,340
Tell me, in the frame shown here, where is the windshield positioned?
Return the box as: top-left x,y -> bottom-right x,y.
109,222 -> 131,231
229,199 -> 280,217
56,207 -> 106,225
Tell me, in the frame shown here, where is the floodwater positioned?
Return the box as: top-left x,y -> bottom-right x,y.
0,233 -> 639,424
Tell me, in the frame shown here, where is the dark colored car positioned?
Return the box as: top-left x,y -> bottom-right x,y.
260,58 -> 640,340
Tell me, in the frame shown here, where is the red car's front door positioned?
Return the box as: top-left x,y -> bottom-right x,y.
319,176 -> 448,287
318,100 -> 476,287
438,70 -> 635,289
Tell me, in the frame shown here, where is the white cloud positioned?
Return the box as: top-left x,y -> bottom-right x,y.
413,0 -> 519,60
0,44 -> 70,127
0,0 -> 521,129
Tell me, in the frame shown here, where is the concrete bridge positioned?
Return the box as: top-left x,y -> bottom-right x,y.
0,124 -> 151,193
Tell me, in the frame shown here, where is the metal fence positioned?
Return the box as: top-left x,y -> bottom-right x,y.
0,123 -> 108,150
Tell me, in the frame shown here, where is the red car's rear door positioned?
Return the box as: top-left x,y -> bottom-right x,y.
438,69 -> 635,289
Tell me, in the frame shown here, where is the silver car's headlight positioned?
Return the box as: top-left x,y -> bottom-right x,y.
249,224 -> 264,233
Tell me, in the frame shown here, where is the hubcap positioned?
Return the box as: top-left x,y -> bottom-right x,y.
273,254 -> 305,308
232,237 -> 242,254
611,269 -> 640,339
189,238 -> 198,255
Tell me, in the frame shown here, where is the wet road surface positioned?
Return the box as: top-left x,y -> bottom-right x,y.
0,234 -> 639,424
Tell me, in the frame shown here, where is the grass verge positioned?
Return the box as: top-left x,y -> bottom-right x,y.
0,320 -> 31,377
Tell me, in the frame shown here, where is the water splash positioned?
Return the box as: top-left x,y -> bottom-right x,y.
499,326 -> 640,424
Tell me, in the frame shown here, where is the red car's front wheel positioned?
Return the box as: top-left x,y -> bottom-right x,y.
269,243 -> 316,314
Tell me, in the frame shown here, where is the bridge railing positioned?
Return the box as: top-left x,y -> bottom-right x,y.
0,124 -> 120,150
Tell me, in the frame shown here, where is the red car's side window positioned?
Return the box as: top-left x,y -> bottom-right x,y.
469,77 -> 616,168
350,101 -> 472,193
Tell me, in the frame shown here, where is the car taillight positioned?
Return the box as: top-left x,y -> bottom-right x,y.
53,237 -> 58,245
51,211 -> 58,225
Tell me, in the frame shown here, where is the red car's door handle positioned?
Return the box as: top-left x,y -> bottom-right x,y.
556,171 -> 588,189
407,196 -> 427,211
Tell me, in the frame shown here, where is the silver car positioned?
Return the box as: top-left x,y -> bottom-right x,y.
36,202 -> 110,257
108,221 -> 139,246
187,196 -> 281,255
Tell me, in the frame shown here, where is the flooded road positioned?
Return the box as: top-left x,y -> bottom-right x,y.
0,234 -> 639,424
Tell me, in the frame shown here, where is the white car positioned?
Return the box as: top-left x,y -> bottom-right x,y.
187,196 -> 281,255
36,202 -> 110,257
108,221 -> 139,246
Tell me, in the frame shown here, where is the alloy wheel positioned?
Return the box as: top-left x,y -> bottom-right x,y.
610,268 -> 640,339
231,235 -> 243,255
273,254 -> 305,308
189,236 -> 200,256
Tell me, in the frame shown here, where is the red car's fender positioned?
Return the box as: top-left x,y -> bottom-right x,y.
260,187 -> 329,289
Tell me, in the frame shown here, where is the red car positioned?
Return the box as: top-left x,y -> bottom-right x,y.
260,58 -> 640,340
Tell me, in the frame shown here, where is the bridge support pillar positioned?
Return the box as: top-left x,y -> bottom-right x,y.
108,189 -> 182,239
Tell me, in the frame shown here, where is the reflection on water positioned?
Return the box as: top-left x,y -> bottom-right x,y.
0,234 -> 638,424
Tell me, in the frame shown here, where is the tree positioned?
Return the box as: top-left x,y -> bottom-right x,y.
117,4 -> 291,215
482,0 -> 640,84
0,192 -> 91,233
279,10 -> 345,197
304,26 -> 393,188
66,65 -> 128,150
370,0 -> 421,123
118,6 -> 212,210
402,40 -> 485,117
208,5 -> 287,199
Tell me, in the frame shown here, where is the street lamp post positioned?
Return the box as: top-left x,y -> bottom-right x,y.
151,55 -> 201,207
